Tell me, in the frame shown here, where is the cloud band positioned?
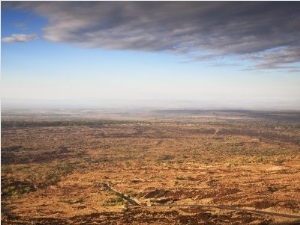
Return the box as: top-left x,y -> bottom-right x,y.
3,2 -> 300,69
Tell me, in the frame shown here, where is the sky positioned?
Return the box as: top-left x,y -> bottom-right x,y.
1,1 -> 300,110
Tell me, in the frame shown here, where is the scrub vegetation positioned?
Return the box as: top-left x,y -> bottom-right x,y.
1,109 -> 300,224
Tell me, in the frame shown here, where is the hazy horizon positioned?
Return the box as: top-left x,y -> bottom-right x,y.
2,97 -> 300,111
2,2 -> 300,111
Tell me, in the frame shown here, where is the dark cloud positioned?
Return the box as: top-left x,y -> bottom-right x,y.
260,46 -> 300,69
3,2 -> 300,69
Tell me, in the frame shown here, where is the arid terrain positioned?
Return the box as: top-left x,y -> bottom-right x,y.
1,109 -> 300,224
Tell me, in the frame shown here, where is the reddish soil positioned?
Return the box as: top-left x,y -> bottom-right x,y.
1,110 -> 300,224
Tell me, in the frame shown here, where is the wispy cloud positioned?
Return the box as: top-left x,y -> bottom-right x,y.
2,33 -> 38,43
3,2 -> 300,69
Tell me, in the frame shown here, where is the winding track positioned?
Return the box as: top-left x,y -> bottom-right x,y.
101,182 -> 300,220
101,183 -> 139,206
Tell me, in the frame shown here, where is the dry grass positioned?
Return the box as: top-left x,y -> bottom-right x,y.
1,109 -> 300,224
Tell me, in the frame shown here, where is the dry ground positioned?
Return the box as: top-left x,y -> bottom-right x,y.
1,109 -> 300,224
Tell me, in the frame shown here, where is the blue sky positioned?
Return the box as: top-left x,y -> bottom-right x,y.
2,2 -> 300,109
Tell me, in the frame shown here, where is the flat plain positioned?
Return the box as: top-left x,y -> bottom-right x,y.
1,109 -> 300,224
